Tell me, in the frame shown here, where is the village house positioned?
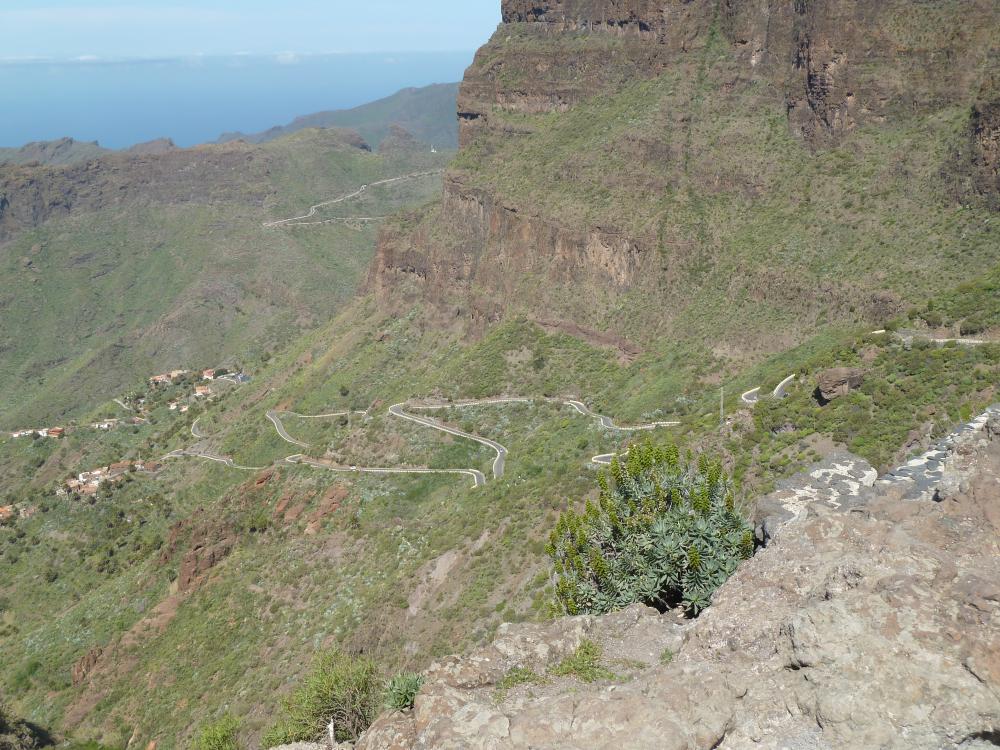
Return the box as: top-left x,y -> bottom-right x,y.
69,460 -> 137,494
78,468 -> 106,484
202,368 -> 216,380
91,419 -> 119,430
107,461 -> 133,478
150,369 -> 189,386
47,427 -> 65,438
194,385 -> 213,398
0,506 -> 15,523
10,429 -> 35,438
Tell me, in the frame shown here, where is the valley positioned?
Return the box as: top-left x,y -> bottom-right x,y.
1,1 -> 999,748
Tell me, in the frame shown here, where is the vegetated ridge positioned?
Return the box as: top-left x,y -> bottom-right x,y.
217,83 -> 461,151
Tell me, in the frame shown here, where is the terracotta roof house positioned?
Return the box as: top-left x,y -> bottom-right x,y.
107,461 -> 133,478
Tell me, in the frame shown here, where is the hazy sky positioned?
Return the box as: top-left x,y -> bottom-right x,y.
0,1 -> 501,60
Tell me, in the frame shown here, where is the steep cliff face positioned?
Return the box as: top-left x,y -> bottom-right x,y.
372,0 -> 1000,358
973,95 -> 1000,208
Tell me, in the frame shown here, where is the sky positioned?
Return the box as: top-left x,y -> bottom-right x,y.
0,1 -> 501,60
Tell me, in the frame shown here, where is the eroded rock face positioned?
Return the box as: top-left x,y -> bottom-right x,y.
353,408 -> 1000,749
71,645 -> 103,687
972,98 -> 1000,208
375,0 -> 998,346
815,366 -> 865,403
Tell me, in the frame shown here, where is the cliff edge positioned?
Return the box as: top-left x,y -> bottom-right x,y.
341,409 -> 1000,749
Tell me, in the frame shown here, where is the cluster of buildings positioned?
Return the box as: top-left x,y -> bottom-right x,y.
149,369 -> 190,386
9,418 -> 145,440
61,459 -> 161,496
149,368 -> 229,387
10,426 -> 65,439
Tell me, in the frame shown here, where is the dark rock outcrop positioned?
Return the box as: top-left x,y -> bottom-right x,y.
972,97 -> 1000,208
815,366 -> 865,403
0,143 -> 272,242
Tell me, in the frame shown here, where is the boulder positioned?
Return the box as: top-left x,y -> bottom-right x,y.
815,367 -> 865,403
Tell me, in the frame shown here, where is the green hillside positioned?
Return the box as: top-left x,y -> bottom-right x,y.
0,130 -> 451,427
1,2 -> 999,748
218,83 -> 461,150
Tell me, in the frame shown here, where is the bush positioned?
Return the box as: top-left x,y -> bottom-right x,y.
262,650 -> 381,747
384,673 -> 423,711
194,715 -> 240,750
960,315 -> 987,336
547,442 -> 754,616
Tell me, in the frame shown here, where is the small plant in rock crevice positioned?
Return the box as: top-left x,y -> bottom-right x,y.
547,640 -> 618,683
547,442 -> 755,617
384,673 -> 424,711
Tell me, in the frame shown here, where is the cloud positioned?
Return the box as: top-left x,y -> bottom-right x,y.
274,52 -> 301,65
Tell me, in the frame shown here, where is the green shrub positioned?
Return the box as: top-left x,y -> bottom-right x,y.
494,667 -> 545,701
194,715 -> 240,750
547,442 -> 754,616
547,640 -> 617,683
262,650 -> 381,747
960,315 -> 987,336
384,673 -> 423,711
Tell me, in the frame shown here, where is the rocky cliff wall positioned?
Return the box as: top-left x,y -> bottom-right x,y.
457,0 -> 1000,146
374,0 -> 1000,348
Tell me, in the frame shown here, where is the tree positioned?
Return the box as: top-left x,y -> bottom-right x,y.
547,441 -> 755,617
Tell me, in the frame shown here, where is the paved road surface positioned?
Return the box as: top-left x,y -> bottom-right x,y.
265,410 -> 310,448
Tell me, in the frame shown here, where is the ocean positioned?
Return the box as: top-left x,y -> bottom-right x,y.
0,51 -> 473,149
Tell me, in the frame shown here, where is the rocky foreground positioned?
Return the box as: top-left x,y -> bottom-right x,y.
301,409 -> 1000,749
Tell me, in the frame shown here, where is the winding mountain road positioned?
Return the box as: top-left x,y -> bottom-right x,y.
286,454 -> 486,489
389,403 -> 508,479
262,170 -> 444,229
162,447 -> 265,472
168,379 -> 801,488
265,410 -> 310,448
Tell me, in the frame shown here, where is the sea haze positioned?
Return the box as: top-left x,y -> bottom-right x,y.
0,52 -> 472,149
